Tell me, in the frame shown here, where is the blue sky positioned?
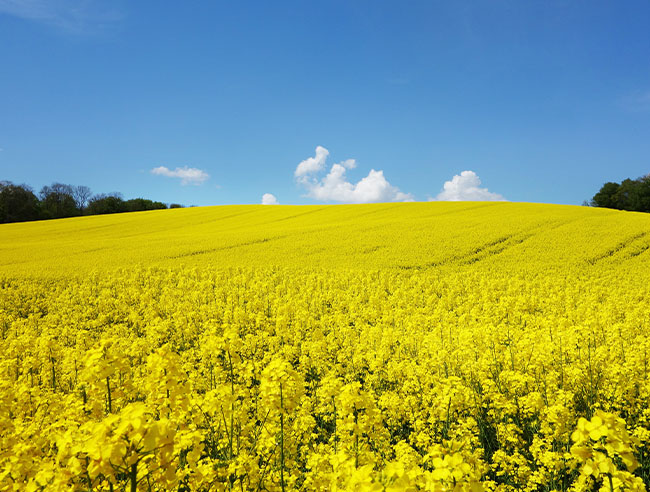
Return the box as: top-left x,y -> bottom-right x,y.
1,1 -> 649,206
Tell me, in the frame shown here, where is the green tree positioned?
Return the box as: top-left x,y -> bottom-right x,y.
592,175 -> 650,213
86,193 -> 127,215
39,183 -> 79,219
591,182 -> 620,209
634,175 -> 650,212
612,178 -> 639,211
124,198 -> 167,212
0,181 -> 41,223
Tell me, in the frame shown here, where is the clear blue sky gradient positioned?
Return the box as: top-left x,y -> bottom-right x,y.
1,1 -> 649,206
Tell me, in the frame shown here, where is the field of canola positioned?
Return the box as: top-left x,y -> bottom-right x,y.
1,201 -> 650,491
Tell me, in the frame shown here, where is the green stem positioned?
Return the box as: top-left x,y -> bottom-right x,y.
333,396 -> 337,454
130,462 -> 138,492
280,382 -> 285,492
50,349 -> 56,392
354,408 -> 359,469
608,473 -> 614,492
106,376 -> 112,414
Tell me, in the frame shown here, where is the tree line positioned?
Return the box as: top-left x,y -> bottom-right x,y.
0,181 -> 183,224
590,174 -> 650,213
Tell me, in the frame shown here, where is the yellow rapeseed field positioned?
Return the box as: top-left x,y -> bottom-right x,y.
1,202 -> 650,491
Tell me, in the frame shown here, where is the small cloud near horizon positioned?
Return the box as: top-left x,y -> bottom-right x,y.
295,146 -> 413,204
261,193 -> 279,205
151,166 -> 209,186
433,170 -> 505,201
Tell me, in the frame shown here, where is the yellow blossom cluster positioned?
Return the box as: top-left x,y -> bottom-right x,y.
1,202 -> 649,490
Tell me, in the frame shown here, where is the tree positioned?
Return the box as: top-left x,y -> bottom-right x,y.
1,179 -> 179,222
86,193 -> 127,215
591,175 -> 650,213
591,182 -> 620,209
72,185 -> 92,213
635,175 -> 650,212
39,183 -> 79,219
612,179 -> 638,211
124,198 -> 167,212
0,181 -> 40,223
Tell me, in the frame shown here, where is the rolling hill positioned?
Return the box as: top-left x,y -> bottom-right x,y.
1,202 -> 649,277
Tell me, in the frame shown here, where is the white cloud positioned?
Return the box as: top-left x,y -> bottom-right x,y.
151,166 -> 210,186
261,193 -> 279,205
339,159 -> 356,169
434,170 -> 505,201
295,146 -> 413,203
0,0 -> 122,33
294,146 -> 329,179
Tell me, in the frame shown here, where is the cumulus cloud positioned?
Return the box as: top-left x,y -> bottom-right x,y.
434,170 -> 505,201
294,145 -> 330,179
151,166 -> 209,186
295,146 -> 413,204
261,193 -> 279,205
